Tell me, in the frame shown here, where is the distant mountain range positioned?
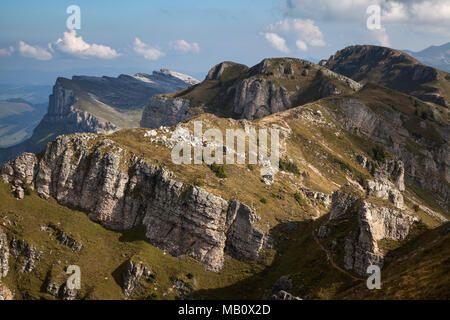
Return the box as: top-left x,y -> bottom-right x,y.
0,98 -> 47,148
404,42 -> 450,72
0,69 -> 198,164
0,84 -> 52,105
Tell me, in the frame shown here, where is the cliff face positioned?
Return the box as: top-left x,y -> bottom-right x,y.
40,82 -> 117,134
0,228 -> 9,279
0,70 -> 198,165
322,191 -> 417,276
0,134 -> 266,271
140,97 -> 191,129
332,92 -> 449,212
233,78 -> 292,119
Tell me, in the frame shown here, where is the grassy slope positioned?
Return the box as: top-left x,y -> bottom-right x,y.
0,101 -> 47,148
2,180 -> 448,300
106,107 -> 375,231
0,101 -> 34,118
0,181 -> 266,300
338,222 -> 450,299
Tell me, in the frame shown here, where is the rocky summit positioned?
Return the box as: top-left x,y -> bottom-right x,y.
324,45 -> 450,108
0,49 -> 449,300
141,58 -> 361,128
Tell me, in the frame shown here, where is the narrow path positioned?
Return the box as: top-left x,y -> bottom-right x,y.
312,229 -> 364,281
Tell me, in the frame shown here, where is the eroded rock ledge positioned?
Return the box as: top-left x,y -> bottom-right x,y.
0,134 -> 266,271
320,191 -> 417,276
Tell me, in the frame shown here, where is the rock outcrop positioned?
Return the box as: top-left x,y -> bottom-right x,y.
122,259 -> 153,297
233,78 -> 292,120
343,201 -> 416,275
0,229 -> 9,279
140,96 -> 191,128
1,134 -> 266,271
0,282 -> 13,300
335,97 -> 449,212
323,191 -> 417,276
46,267 -> 79,300
10,239 -> 42,273
44,224 -> 83,252
225,200 -> 266,260
356,155 -> 406,208
263,275 -> 302,300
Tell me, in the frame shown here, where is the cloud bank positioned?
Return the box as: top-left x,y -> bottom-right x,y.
261,32 -> 290,53
262,18 -> 325,52
18,41 -> 52,60
170,40 -> 200,54
281,0 -> 450,45
133,38 -> 165,60
0,46 -> 14,57
52,30 -> 120,59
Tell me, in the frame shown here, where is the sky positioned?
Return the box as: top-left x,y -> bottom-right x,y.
0,0 -> 449,85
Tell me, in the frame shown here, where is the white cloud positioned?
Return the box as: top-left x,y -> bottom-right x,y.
261,32 -> 290,53
411,1 -> 450,23
372,26 -> 390,47
265,18 -> 325,52
0,46 -> 14,57
53,30 -> 120,59
382,2 -> 408,23
296,40 -> 308,51
279,0 -> 450,45
170,40 -> 200,54
133,38 -> 165,60
282,0 -> 450,30
18,41 -> 52,60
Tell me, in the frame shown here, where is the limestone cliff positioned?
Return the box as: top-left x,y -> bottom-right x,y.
0,134 -> 266,271
333,93 -> 449,212
321,191 -> 417,276
0,70 -> 198,164
140,96 -> 191,128
0,228 -> 9,279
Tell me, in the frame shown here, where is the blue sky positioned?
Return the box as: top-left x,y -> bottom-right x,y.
0,0 -> 449,84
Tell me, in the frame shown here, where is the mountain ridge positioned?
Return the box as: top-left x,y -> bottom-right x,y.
141,57 -> 362,128
324,45 -> 450,108
0,70 -> 198,164
404,42 -> 450,73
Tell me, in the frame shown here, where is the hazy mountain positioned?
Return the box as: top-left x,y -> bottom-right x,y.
0,99 -> 47,147
0,69 -> 199,164
0,84 -> 52,105
404,42 -> 450,72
